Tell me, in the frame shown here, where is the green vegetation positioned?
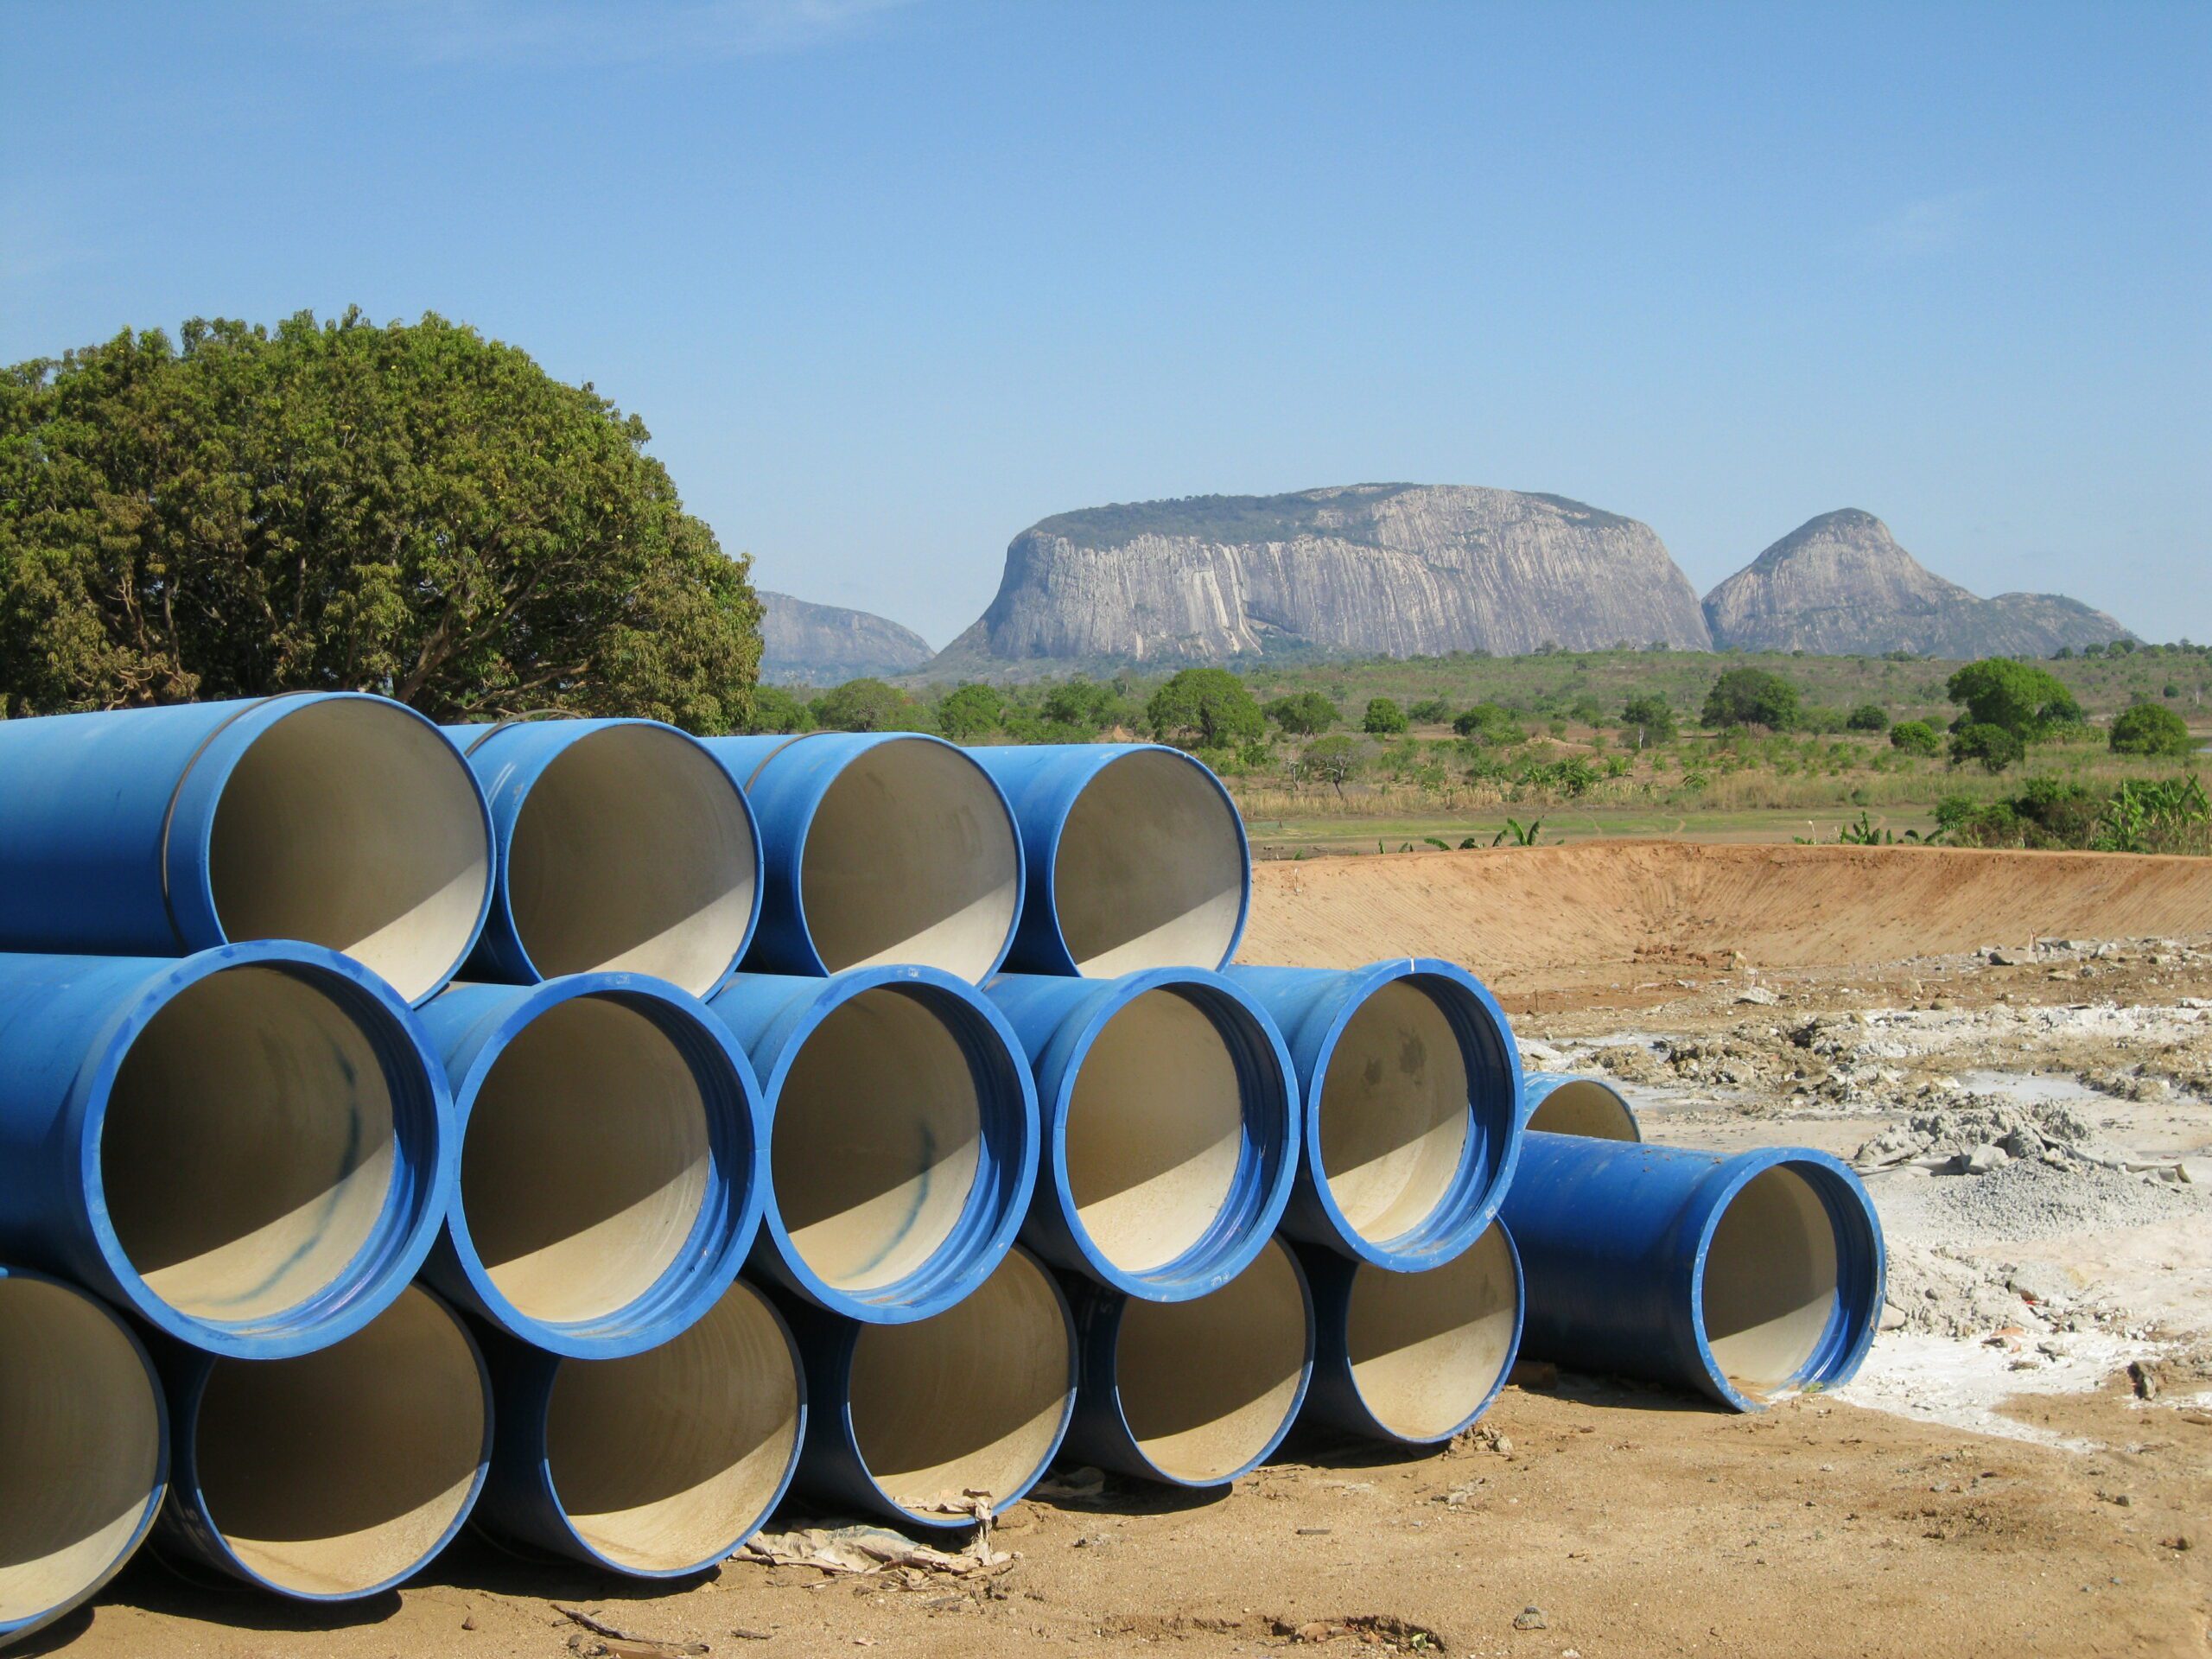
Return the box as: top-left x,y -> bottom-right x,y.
935,682 -> 1007,741
1945,658 -> 2081,740
1889,719 -> 1942,756
1147,667 -> 1264,749
1264,691 -> 1339,735
811,677 -> 925,732
1949,722 -> 2025,773
1362,696 -> 1408,735
1701,666 -> 1800,732
1936,772 -> 2209,855
1621,694 -> 1675,747
2109,701 -> 2195,758
1847,702 -> 1891,733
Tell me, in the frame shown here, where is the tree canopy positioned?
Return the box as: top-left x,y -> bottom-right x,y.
2108,701 -> 2195,759
1701,666 -> 1799,731
1147,667 -> 1263,749
0,310 -> 760,729
1945,658 -> 2080,741
1619,694 -> 1675,747
1264,690 -> 1338,735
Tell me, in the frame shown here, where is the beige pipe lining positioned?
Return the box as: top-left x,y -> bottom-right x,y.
1344,1224 -> 1519,1440
544,1280 -> 799,1573
99,964 -> 398,1325
1316,980 -> 1471,1243
1701,1166 -> 1841,1396
504,724 -> 758,994
1524,1079 -> 1640,1141
207,697 -> 490,1004
0,1278 -> 163,1630
1052,750 -> 1246,976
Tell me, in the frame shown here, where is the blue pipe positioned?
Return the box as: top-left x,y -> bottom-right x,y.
1520,1071 -> 1642,1141
985,969 -> 1298,1300
965,743 -> 1250,976
1059,1236 -> 1313,1487
705,968 -> 1038,1322
1298,1224 -> 1523,1446
1230,960 -> 1522,1270
151,1285 -> 492,1601
1502,1133 -> 1885,1412
416,975 -> 767,1357
474,1278 -> 804,1576
0,1264 -> 168,1650
0,943 -> 454,1359
781,1245 -> 1076,1530
0,693 -> 493,1005
702,732 -> 1022,981
448,718 -> 763,993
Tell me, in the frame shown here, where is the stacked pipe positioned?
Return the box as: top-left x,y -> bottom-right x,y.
0,702 -> 1885,1648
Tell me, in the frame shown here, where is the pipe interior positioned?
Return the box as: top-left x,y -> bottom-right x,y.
1114,1239 -> 1307,1484
461,995 -> 711,1326
1344,1224 -> 1519,1440
505,725 -> 757,993
799,738 -> 1020,979
1700,1166 -> 1841,1398
1053,750 -> 1245,976
0,1279 -> 162,1628
1317,979 -> 1470,1243
772,988 -> 982,1293
1524,1078 -> 1640,1141
190,1287 -> 484,1598
99,964 -> 398,1325
1064,988 -> 1244,1274
208,697 -> 490,1003
545,1281 -> 798,1573
845,1249 -> 1071,1518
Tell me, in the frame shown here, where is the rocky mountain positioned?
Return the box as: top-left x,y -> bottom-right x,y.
1702,511 -> 2133,658
933,484 -> 1713,670
758,590 -> 933,685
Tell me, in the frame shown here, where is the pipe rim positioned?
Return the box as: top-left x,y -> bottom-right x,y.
443,974 -> 766,1358
1034,744 -> 1251,976
0,1266 -> 169,1645
1686,1148 -> 1886,1411
1333,1224 -> 1524,1444
1520,1072 -> 1643,1142
757,966 -> 1039,1323
1299,958 -> 1523,1271
69,942 -> 454,1359
1043,968 -> 1299,1301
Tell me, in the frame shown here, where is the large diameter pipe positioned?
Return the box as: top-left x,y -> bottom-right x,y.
1299,1224 -> 1522,1446
702,733 -> 1024,982
0,693 -> 492,1005
1521,1072 -> 1642,1141
476,1277 -> 803,1576
1061,1236 -> 1313,1487
1503,1134 -> 1885,1412
153,1285 -> 490,1600
985,969 -> 1297,1300
1231,960 -> 1522,1271
785,1245 -> 1074,1530
966,743 -> 1249,976
417,976 -> 766,1357
0,944 -> 454,1359
706,968 -> 1038,1322
448,718 -> 762,995
0,1267 -> 167,1650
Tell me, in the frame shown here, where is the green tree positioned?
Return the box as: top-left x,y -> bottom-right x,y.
1408,696 -> 1452,724
935,682 -> 1006,742
1452,702 -> 1527,744
1847,702 -> 1891,733
1147,667 -> 1264,749
1889,719 -> 1942,756
1950,722 -> 2024,773
746,683 -> 810,734
2108,701 -> 2195,758
1296,734 -> 1363,799
1361,696 -> 1408,735
1039,677 -> 1138,735
1619,694 -> 1675,748
812,677 -> 925,733
1701,667 -> 1799,731
1944,658 -> 2080,741
1264,691 -> 1339,735
0,310 -> 759,728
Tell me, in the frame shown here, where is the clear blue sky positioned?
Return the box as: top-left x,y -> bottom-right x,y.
4,2 -> 2206,645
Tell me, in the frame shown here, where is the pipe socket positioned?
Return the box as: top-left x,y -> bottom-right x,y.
477,1278 -> 804,1575
0,944 -> 454,1358
1503,1134 -> 1885,1411
0,1268 -> 167,1650
451,719 -> 762,994
1300,1224 -> 1523,1445
1233,960 -> 1522,1270
418,976 -> 766,1357
706,733 -> 1023,981
987,969 -> 1298,1300
786,1245 -> 1075,1529
708,969 -> 1038,1322
155,1286 -> 490,1600
1520,1072 -> 1642,1141
1063,1236 -> 1313,1487
967,743 -> 1250,976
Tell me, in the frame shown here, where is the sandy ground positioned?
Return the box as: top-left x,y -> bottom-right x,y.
35,844 -> 2212,1659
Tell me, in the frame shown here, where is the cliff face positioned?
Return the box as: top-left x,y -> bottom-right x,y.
935,484 -> 1713,668
1702,511 -> 2133,658
758,590 -> 933,685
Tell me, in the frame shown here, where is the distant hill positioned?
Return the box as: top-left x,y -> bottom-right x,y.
758,591 -> 933,685
1702,511 -> 2134,658
931,483 -> 1713,672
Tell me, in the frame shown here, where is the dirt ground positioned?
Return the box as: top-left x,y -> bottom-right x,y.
35,843 -> 2212,1659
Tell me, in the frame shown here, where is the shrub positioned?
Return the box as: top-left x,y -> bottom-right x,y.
1796,705 -> 1849,734
1295,734 -> 1363,798
934,682 -> 1006,741
2012,776 -> 2101,849
1264,691 -> 1339,736
1949,722 -> 2024,773
1040,677 -> 1140,735
1620,695 -> 1675,747
2109,702 -> 2195,759
1890,719 -> 1942,756
747,683 -> 810,734
1847,702 -> 1891,733
812,677 -> 925,733
1362,697 -> 1408,735
1701,667 -> 1799,731
1946,658 -> 2080,740
1408,696 -> 1452,725
1453,702 -> 1527,745
1148,668 -> 1264,749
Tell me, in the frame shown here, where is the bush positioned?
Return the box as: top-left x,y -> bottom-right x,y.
1408,696 -> 1452,725
1890,719 -> 1942,756
1702,667 -> 1799,731
1040,677 -> 1140,736
1847,702 -> 1891,733
2109,702 -> 2195,759
1148,668 -> 1264,749
1936,796 -> 2022,848
1949,722 -> 2024,773
1264,691 -> 1339,736
1620,695 -> 1675,746
2012,776 -> 2101,849
812,677 -> 926,733
1796,705 -> 1849,734
1294,734 -> 1363,798
747,683 -> 810,734
934,682 -> 1005,741
1452,702 -> 1527,745
1362,697 -> 1408,735
1946,658 -> 2080,740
